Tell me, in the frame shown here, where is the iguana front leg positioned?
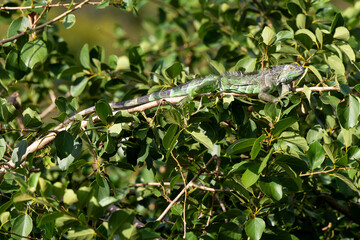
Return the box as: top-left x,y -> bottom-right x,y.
258,86 -> 278,103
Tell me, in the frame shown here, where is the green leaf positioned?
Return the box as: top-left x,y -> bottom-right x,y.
80,43 -> 90,69
95,100 -> 113,123
272,117 -> 297,137
163,124 -> 179,150
63,14 -> 76,29
165,62 -> 182,78
337,95 -> 360,129
190,131 -> 213,151
315,28 -> 323,46
296,13 -> 307,29
226,138 -> 256,156
287,2 -> 302,16
57,137 -> 82,171
295,33 -> 313,50
28,172 -> 41,193
0,98 -> 18,123
327,55 -> 345,75
308,65 -> 323,82
67,227 -> 95,239
209,60 -> 225,74
12,214 -> 33,240
11,139 -> 27,167
296,29 -> 316,42
276,30 -> 294,42
261,26 -> 276,45
105,133 -> 116,154
338,43 -> 356,62
279,131 -> 309,152
218,222 -> 242,239
0,136 -> 5,159
307,141 -> 325,169
109,210 -> 136,239
162,109 -> 182,126
7,17 -> 31,38
70,76 -> 89,97
20,39 -> 48,68
109,123 -> 123,137
259,177 -> 283,201
333,26 -> 350,41
250,135 -> 265,160
330,13 -> 344,33
95,0 -> 110,9
22,108 -> 42,128
332,172 -> 360,194
38,212 -> 66,227
245,218 -> 265,240
55,131 -> 74,159
63,189 -> 79,205
241,162 -> 260,188
233,56 -> 256,72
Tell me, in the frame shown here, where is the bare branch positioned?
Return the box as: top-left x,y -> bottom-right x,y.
294,86 -> 342,92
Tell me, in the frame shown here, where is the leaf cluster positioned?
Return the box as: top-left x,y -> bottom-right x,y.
1,0 -> 360,239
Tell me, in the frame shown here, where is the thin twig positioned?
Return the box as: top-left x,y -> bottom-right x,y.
299,167 -> 356,177
156,155 -> 218,221
130,182 -> 232,192
0,0 -> 90,45
0,1 -> 101,10
170,151 -> 188,238
40,89 -> 57,119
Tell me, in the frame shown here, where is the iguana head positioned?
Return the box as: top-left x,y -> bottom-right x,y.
274,64 -> 305,85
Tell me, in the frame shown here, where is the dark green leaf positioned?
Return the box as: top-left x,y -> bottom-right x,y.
55,131 -> 74,159
272,117 -> 297,137
11,139 -> 27,167
95,100 -> 113,123
165,62 -> 182,78
22,108 -> 42,128
163,124 -> 178,150
0,98 -> 18,123
226,138 -> 256,156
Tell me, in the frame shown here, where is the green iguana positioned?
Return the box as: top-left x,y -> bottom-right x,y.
64,64 -> 304,124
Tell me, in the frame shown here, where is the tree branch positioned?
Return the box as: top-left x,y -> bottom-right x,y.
0,0 -> 90,45
0,1 -> 101,10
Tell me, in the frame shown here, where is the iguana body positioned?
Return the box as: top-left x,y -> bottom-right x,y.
64,64 -> 304,124
110,64 -> 304,108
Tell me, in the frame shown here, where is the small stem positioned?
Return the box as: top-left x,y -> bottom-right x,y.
156,155 -> 218,221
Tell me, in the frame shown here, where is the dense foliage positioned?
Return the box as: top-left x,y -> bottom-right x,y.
1,0 -> 360,239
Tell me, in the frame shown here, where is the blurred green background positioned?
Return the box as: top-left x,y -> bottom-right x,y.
0,0 -> 354,59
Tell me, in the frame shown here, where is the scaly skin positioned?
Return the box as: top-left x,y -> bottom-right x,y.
111,64 -> 305,108
63,64 -> 305,125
